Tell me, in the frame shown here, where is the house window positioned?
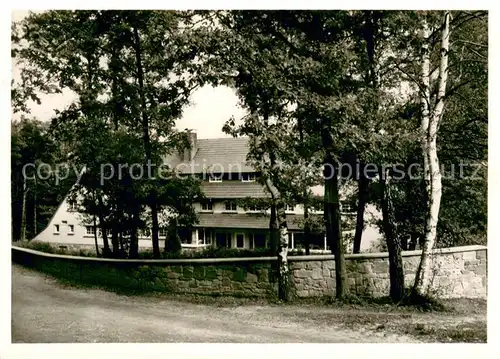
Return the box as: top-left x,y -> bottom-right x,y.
198,228 -> 213,245
236,234 -> 244,248
249,233 -> 267,249
159,228 -> 167,238
285,204 -> 295,212
216,232 -> 232,248
208,173 -> 223,183
86,226 -> 96,236
68,225 -> 74,234
53,224 -> 60,234
241,173 -> 256,182
248,204 -> 263,212
201,201 -> 213,211
225,201 -> 237,212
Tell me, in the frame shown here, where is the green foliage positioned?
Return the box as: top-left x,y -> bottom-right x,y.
12,11 -> 208,257
11,118 -> 74,241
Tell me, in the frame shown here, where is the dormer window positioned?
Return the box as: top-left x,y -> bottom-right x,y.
248,205 -> 263,212
241,173 -> 256,182
225,201 -> 237,212
208,173 -> 223,183
201,201 -> 213,211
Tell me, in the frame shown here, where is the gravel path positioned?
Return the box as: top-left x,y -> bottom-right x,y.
12,265 -> 420,343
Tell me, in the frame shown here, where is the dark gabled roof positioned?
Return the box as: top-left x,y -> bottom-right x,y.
165,137 -> 254,174
201,181 -> 268,199
194,213 -> 309,231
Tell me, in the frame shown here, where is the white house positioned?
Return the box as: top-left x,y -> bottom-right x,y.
34,133 -> 382,252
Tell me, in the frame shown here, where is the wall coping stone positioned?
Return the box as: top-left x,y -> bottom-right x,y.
12,244 -> 486,265
12,246 -> 277,265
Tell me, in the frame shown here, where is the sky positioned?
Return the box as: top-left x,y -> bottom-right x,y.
11,10 -> 247,139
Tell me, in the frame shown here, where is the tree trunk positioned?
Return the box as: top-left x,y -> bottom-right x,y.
119,231 -> 124,254
276,203 -> 290,302
93,215 -> 100,257
413,12 -> 450,296
33,175 -> 37,236
20,177 -> 27,241
96,195 -> 111,255
303,201 -> 311,255
111,225 -> 119,256
264,177 -> 290,302
353,173 -> 368,253
132,24 -> 160,259
298,118 -> 310,255
379,168 -> 405,302
321,124 -> 346,300
129,206 -> 140,259
269,203 -> 279,253
151,202 -> 161,258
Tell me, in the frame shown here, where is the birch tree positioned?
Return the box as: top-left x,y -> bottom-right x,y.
413,12 -> 450,295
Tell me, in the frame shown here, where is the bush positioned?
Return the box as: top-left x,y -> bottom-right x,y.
16,240 -> 56,254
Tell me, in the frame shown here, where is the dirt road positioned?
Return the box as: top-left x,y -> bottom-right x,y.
12,265 -> 420,343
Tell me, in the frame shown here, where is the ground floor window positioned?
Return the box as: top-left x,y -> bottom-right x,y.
236,233 -> 245,248
293,232 -> 326,250
198,228 -> 213,245
215,232 -> 232,248
178,228 -> 192,244
249,233 -> 267,249
85,226 -> 95,236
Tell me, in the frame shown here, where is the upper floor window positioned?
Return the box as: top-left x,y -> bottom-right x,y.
285,204 -> 295,212
241,173 -> 256,182
68,224 -> 74,234
208,173 -> 223,183
159,228 -> 167,238
85,226 -> 95,236
225,201 -> 237,212
248,204 -> 263,212
53,224 -> 60,234
201,201 -> 213,211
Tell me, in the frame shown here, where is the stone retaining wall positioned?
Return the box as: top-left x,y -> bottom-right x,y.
12,245 -> 486,299
290,246 -> 487,298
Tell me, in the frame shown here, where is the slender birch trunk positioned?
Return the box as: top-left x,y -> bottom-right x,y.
420,21 -> 432,204
414,12 -> 450,295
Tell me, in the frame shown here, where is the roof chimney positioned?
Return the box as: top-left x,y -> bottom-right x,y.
185,130 -> 197,161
